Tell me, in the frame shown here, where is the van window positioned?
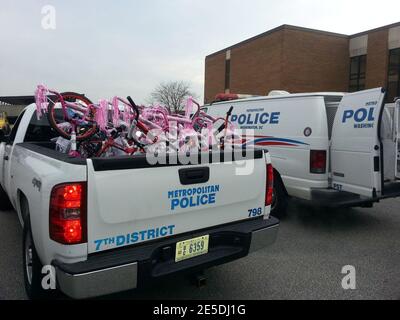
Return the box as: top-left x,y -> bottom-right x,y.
380,105 -> 395,140
325,97 -> 342,140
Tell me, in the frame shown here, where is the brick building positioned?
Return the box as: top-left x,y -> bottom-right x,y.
204,22 -> 400,103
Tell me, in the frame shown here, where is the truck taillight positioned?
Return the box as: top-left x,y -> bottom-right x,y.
310,150 -> 327,174
49,183 -> 87,245
265,164 -> 274,206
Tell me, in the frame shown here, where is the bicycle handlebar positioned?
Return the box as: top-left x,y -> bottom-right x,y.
191,99 -> 202,119
126,96 -> 140,122
216,106 -> 234,134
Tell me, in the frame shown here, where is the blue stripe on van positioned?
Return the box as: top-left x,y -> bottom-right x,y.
244,137 -> 310,147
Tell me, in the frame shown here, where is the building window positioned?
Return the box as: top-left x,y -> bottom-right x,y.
224,58 -> 231,92
349,55 -> 366,92
387,48 -> 400,102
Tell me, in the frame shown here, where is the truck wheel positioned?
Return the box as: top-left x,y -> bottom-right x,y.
271,176 -> 288,219
0,184 -> 12,210
22,218 -> 47,299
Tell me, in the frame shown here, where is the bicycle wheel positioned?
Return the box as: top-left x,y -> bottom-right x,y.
78,139 -> 103,158
47,92 -> 97,141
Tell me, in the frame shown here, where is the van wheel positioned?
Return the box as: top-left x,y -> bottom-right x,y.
22,217 -> 47,299
0,184 -> 12,210
271,176 -> 288,219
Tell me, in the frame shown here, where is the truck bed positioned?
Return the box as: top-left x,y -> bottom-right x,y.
16,142 -> 269,254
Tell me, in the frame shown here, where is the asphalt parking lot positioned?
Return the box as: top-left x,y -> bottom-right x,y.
0,199 -> 399,300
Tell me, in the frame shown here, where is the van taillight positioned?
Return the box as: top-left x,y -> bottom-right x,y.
49,183 -> 87,245
265,164 -> 274,206
310,150 -> 327,174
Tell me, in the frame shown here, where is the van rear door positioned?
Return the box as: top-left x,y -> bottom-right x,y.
395,100 -> 400,179
330,88 -> 386,197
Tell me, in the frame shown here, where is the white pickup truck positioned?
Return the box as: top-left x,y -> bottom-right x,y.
0,104 -> 279,299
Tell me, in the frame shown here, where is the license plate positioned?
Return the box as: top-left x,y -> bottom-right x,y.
175,235 -> 209,262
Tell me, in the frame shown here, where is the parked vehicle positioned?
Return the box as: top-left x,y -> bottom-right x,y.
0,112 -> 11,135
0,103 -> 279,299
206,88 -> 400,217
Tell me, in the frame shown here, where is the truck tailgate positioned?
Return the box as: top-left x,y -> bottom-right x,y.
87,151 -> 266,253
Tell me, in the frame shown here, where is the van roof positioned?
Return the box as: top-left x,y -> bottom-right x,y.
207,92 -> 345,106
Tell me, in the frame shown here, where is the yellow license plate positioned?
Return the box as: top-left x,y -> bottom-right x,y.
175,235 -> 209,262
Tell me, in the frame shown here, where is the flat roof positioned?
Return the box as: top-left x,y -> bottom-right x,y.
351,21 -> 400,37
207,92 -> 345,105
0,93 -> 86,106
207,21 -> 400,59
0,96 -> 35,105
207,25 -> 348,59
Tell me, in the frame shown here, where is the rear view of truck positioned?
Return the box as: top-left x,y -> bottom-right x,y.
1,103 -> 279,299
46,148 -> 278,299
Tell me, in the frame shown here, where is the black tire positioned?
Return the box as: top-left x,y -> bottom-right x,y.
0,184 -> 12,210
270,174 -> 288,219
22,210 -> 48,299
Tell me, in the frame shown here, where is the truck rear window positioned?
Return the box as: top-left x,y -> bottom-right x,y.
24,111 -> 61,142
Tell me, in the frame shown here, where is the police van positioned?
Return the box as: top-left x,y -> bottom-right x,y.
206,88 -> 400,216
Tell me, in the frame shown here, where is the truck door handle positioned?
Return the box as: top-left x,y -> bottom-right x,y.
179,167 -> 210,185
4,155 -> 9,161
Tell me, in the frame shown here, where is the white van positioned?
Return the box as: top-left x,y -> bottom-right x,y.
206,88 -> 400,217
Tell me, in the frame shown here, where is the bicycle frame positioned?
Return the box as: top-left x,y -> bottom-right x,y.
96,137 -> 138,157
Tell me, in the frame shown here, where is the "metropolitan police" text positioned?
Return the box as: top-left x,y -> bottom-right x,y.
168,185 -> 220,210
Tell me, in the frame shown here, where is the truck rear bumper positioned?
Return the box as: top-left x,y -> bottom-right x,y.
310,181 -> 400,207
310,188 -> 365,207
53,216 -> 279,299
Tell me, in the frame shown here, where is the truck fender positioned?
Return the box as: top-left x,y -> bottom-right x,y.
17,190 -> 29,228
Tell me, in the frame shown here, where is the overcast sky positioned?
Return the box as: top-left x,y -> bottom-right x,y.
1,0 -> 400,103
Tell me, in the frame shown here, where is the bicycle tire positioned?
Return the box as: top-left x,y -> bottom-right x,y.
78,139 -> 103,158
47,92 -> 97,141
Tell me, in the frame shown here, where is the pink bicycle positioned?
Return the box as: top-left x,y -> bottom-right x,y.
35,85 -> 240,157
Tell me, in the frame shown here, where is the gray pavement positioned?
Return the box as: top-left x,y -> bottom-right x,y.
1,199 -> 399,300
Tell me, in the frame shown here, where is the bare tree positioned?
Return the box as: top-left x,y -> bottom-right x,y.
150,81 -> 196,113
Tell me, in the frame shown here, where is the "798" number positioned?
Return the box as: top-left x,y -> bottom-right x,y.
248,207 -> 263,218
